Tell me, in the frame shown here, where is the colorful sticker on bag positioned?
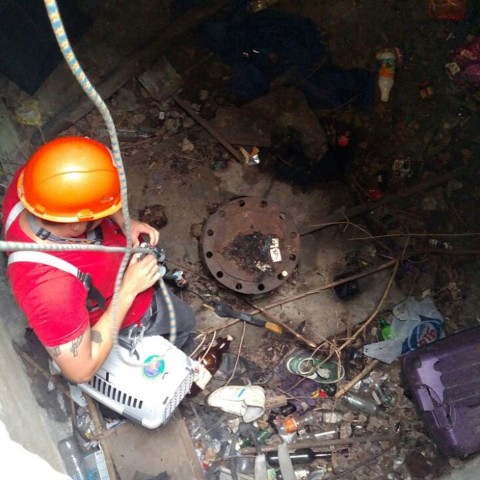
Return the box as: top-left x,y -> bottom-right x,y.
143,355 -> 165,379
401,315 -> 445,355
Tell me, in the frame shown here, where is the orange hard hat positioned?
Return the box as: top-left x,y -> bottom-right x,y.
18,136 -> 122,222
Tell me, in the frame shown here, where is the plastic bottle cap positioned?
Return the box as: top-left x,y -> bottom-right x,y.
283,417 -> 299,433
337,135 -> 350,147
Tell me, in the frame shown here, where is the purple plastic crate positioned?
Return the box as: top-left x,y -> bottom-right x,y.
402,326 -> 480,457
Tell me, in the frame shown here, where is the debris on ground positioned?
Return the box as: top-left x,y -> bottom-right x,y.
4,0 -> 480,479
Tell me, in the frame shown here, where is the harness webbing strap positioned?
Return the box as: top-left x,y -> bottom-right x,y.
8,251 -> 106,311
27,214 -> 103,244
5,202 -> 106,311
4,201 -> 24,236
9,251 -> 79,275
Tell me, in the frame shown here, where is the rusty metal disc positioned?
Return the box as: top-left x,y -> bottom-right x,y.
201,197 -> 300,294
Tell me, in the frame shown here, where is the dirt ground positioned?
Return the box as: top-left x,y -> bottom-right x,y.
3,0 -> 480,479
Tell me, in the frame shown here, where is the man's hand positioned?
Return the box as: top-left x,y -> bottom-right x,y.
122,253 -> 162,297
47,254 -> 161,384
130,219 -> 160,247
111,211 -> 160,246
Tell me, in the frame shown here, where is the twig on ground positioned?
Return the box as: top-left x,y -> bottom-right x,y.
349,231 -> 480,240
199,319 -> 240,336
249,259 -> 397,314
246,301 -> 317,349
224,321 -> 246,387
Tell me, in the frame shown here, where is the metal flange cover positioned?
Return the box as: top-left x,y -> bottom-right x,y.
201,197 -> 300,294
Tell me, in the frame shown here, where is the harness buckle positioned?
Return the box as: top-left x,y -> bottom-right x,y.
126,324 -> 146,356
77,271 -> 92,290
37,228 -> 51,240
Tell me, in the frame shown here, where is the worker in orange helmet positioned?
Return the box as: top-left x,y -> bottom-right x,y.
2,136 -> 195,384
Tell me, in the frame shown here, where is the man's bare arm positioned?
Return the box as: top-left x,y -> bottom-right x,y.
45,254 -> 161,383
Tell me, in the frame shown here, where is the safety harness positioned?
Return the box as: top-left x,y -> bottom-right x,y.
5,201 -> 106,311
5,202 -> 162,355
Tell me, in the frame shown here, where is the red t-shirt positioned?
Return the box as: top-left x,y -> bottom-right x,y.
2,168 -> 153,347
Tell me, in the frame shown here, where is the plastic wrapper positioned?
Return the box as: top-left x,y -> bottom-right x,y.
446,35 -> 480,90
363,297 -> 445,364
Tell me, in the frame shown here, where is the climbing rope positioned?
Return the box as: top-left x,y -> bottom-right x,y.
42,0 -> 177,348
0,0 -> 177,366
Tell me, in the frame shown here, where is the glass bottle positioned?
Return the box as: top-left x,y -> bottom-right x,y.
340,392 -> 378,416
266,448 -> 332,466
297,428 -> 338,441
188,335 -> 232,397
239,428 -> 273,448
372,382 -> 394,407
279,402 -> 297,416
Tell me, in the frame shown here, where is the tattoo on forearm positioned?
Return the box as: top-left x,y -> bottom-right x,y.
91,330 -> 103,345
69,333 -> 84,357
47,346 -> 61,359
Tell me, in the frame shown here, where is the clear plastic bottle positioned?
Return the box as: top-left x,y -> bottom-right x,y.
57,436 -> 87,480
321,411 -> 343,423
278,410 -> 323,434
376,49 -> 396,102
297,428 -> 338,441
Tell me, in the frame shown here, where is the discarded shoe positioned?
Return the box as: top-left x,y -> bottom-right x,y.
286,356 -> 343,384
207,385 -> 266,423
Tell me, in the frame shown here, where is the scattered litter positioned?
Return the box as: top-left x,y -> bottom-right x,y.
208,385 -> 266,423
363,297 -> 445,364
15,99 -> 42,126
181,137 -> 195,152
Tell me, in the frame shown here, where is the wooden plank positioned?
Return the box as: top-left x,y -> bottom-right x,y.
104,414 -> 204,480
30,0 -> 228,146
172,94 -> 245,163
137,57 -> 183,102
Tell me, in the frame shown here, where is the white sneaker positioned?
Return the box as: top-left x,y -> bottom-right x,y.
207,385 -> 266,423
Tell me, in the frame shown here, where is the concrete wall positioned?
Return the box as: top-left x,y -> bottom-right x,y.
0,255 -> 67,475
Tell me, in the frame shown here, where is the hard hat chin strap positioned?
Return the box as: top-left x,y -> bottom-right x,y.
27,213 -> 102,244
